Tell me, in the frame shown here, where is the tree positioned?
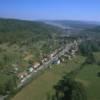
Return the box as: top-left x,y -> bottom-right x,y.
85,53 -> 95,64
79,40 -> 100,56
51,76 -> 87,100
0,73 -> 17,95
79,41 -> 92,56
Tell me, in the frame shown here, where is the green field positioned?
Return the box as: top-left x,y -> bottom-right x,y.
12,56 -> 84,100
75,53 -> 100,100
12,53 -> 100,100
76,64 -> 100,100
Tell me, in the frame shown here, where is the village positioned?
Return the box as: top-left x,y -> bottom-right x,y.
14,40 -> 79,88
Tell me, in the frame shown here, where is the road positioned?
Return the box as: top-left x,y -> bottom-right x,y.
18,42 -> 75,88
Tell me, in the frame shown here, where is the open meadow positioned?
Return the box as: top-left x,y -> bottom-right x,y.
75,52 -> 100,100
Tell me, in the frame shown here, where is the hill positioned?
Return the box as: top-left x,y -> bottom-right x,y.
0,18 -> 65,96
0,18 -> 63,44
0,18 -> 65,67
79,26 -> 100,39
45,20 -> 99,36
45,20 -> 98,29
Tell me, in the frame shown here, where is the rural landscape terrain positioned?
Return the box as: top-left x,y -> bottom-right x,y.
0,18 -> 100,100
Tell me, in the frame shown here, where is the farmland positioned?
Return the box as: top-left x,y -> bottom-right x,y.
12,56 -> 85,100
75,52 -> 100,100
12,52 -> 100,100
76,64 -> 100,100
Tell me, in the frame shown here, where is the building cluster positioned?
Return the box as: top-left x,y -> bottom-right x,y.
13,40 -> 79,84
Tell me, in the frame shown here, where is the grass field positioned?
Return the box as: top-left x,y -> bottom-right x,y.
76,64 -> 100,100
75,52 -> 100,100
12,56 -> 85,100
12,53 -> 100,100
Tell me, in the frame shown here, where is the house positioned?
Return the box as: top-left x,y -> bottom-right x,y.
60,56 -> 65,62
21,78 -> 26,83
57,60 -> 61,64
71,49 -> 75,55
33,62 -> 40,69
52,59 -> 61,65
74,40 -> 78,45
17,71 -> 28,79
41,57 -> 48,63
44,57 -> 48,62
50,50 -> 58,58
41,59 -> 45,63
28,67 -> 34,73
50,53 -> 54,58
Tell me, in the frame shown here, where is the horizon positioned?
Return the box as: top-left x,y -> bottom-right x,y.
0,17 -> 100,24
0,0 -> 100,22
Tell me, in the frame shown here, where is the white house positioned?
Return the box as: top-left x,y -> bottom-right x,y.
57,60 -> 61,64
28,67 -> 34,73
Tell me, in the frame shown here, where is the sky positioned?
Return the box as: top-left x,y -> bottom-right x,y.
0,0 -> 100,21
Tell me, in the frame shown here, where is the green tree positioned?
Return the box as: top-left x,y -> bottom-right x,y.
51,76 -> 87,100
85,53 -> 95,64
0,74 -> 17,95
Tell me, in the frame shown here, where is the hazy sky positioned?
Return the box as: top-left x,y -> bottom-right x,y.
0,0 -> 100,21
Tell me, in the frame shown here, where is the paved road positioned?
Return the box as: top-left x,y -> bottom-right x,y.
18,42 -> 74,88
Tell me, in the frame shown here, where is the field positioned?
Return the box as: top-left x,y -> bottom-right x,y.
76,64 -> 100,100
75,53 -> 100,100
12,56 -> 84,100
12,53 -> 100,100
